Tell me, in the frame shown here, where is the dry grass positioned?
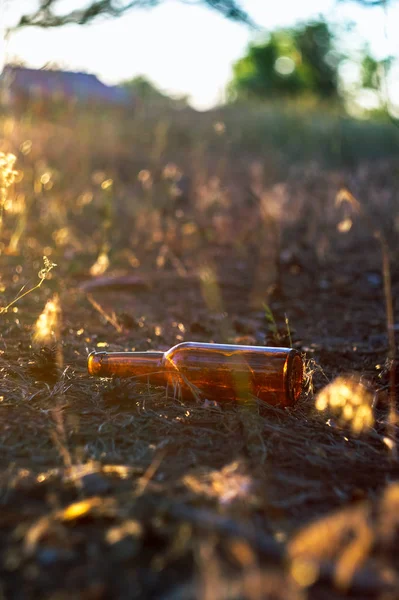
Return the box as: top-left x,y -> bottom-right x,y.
0,100 -> 399,598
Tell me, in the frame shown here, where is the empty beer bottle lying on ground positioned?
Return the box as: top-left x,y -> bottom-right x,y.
88,342 -> 303,406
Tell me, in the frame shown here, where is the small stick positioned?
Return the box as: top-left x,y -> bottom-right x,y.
86,293 -> 123,333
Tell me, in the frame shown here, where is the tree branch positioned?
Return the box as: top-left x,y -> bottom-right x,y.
15,0 -> 254,29
338,0 -> 390,5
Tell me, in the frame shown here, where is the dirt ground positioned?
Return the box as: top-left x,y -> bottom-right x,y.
1,153 -> 399,599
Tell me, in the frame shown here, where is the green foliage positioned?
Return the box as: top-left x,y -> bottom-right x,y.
123,76 -> 162,96
360,53 -> 394,90
361,54 -> 380,90
228,20 -> 341,103
294,21 -> 339,98
263,303 -> 278,340
122,76 -> 189,110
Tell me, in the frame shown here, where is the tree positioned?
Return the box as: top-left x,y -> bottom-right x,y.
14,0 -> 253,29
122,75 -> 189,109
228,21 -> 341,103
360,52 -> 394,91
294,21 -> 339,98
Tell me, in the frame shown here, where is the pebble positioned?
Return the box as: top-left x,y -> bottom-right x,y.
80,472 -> 111,496
366,273 -> 382,287
110,537 -> 140,562
37,547 -> 76,566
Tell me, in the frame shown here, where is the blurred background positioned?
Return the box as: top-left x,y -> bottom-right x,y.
0,0 -> 399,316
2,0 -> 399,113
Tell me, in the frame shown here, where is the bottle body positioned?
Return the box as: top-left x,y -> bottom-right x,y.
88,342 -> 303,406
164,342 -> 302,406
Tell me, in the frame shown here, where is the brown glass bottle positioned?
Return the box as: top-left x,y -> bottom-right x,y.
88,342 -> 303,406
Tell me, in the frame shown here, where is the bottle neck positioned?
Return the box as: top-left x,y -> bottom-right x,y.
88,351 -> 165,382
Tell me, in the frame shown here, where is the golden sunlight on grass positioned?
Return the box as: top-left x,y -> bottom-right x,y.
337,217 -> 352,233
315,375 -> 374,434
335,188 -> 361,213
288,502 -> 372,591
61,498 -> 106,521
90,249 -> 110,277
183,461 -> 253,505
289,557 -> 319,588
0,151 -> 19,232
199,265 -> 223,313
0,152 -> 18,190
33,293 -> 61,346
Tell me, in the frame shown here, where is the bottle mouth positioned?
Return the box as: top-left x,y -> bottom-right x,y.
87,351 -> 108,376
286,351 -> 304,404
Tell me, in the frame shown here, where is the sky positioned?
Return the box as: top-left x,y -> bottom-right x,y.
0,0 -> 399,110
